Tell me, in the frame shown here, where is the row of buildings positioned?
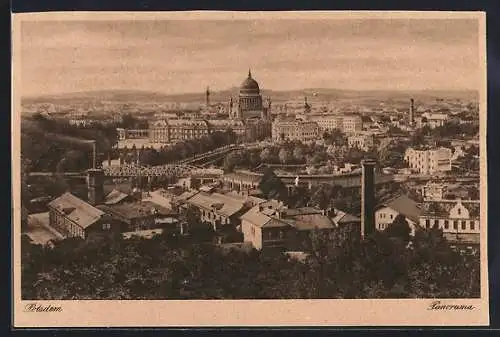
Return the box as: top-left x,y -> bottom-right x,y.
117,70 -> 273,145
42,158 -> 479,253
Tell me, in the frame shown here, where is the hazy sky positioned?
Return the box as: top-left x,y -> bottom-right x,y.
20,18 -> 480,97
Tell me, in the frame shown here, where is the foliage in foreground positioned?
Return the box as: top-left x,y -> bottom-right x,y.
21,226 -> 480,300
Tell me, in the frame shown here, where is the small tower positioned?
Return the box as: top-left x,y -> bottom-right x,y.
205,86 -> 210,107
304,96 -> 311,114
229,97 -> 234,118
87,168 -> 104,206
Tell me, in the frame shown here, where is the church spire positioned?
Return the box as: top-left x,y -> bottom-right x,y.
205,86 -> 210,106
248,68 -> 252,78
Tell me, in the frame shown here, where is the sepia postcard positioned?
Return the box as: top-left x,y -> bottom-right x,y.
11,11 -> 488,327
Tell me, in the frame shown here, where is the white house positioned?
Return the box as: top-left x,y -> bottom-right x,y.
374,194 -> 422,236
404,147 -> 452,175
419,199 -> 480,248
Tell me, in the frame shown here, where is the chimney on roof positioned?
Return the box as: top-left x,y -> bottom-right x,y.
361,159 -> 376,240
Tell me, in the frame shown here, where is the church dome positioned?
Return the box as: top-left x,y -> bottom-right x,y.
240,69 -> 260,94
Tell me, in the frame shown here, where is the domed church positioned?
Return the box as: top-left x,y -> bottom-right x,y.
229,69 -> 271,121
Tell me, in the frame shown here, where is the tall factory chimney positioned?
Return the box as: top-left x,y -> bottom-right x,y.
409,98 -> 415,125
361,159 -> 377,240
87,168 -> 104,206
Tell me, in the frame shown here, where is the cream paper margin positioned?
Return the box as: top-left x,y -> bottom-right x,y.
11,11 -> 489,327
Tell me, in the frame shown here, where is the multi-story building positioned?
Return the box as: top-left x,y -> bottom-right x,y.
304,114 -> 362,134
116,128 -> 149,141
415,112 -> 449,128
240,201 -> 360,251
419,199 -> 480,251
271,119 -> 320,143
342,115 -> 363,133
348,133 -> 375,151
148,119 -> 211,143
307,115 -> 343,131
47,192 -> 123,240
180,191 -> 248,231
404,147 -> 452,175
208,119 -> 248,137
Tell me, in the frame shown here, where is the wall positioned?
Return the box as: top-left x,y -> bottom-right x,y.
241,219 -> 263,250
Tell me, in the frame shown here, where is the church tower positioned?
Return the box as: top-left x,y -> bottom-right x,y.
238,69 -> 263,118
205,86 -> 210,107
304,96 -> 311,114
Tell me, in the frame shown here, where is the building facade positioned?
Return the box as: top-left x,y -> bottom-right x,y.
342,115 -> 363,133
116,128 -> 149,141
305,114 -> 362,134
48,192 -> 122,240
416,112 -> 449,128
240,202 -> 359,251
271,119 -> 320,143
348,133 -> 375,151
148,119 -> 211,143
180,191 -> 248,231
419,199 -> 480,251
404,147 -> 453,175
307,115 -> 343,131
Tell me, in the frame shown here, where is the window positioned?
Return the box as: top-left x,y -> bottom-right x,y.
433,219 -> 439,228
425,219 -> 430,229
457,208 -> 461,215
461,221 -> 466,230
267,231 -> 273,240
470,221 -> 475,230
444,220 -> 449,229
453,220 -> 458,230
102,223 -> 111,231
279,230 -> 285,239
390,214 -> 393,220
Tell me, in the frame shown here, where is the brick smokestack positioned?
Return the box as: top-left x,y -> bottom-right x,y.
87,169 -> 104,205
409,98 -> 415,125
361,159 -> 376,240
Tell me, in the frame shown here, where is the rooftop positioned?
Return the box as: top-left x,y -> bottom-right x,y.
376,194 -> 422,223
98,200 -> 175,220
223,170 -> 262,183
421,199 -> 480,218
104,189 -> 129,205
48,192 -> 105,229
185,192 -> 245,217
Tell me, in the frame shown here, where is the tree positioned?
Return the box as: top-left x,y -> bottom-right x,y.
278,148 -> 292,164
223,151 -> 242,173
258,168 -> 288,201
385,214 -> 411,244
260,148 -> 272,163
292,146 -> 305,163
121,113 -> 138,129
139,149 -> 159,166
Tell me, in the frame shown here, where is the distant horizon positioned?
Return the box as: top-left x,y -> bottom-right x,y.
20,18 -> 481,97
21,86 -> 479,101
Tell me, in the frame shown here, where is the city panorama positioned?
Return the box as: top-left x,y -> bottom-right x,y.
19,16 -> 482,300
